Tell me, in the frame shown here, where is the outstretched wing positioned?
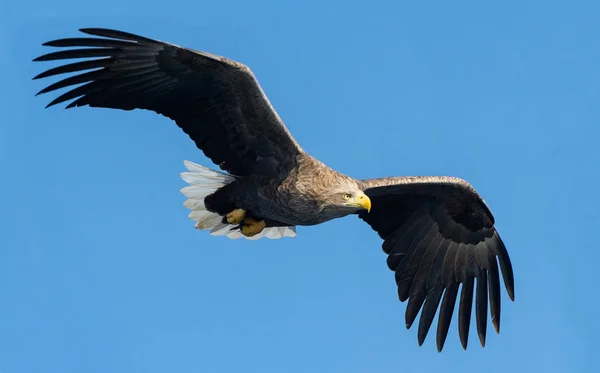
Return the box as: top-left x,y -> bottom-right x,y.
357,176 -> 514,351
33,28 -> 303,177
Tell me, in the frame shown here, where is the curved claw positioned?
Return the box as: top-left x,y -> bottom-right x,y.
226,208 -> 246,224
241,217 -> 266,237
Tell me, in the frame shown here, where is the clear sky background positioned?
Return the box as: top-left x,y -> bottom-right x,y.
1,1 -> 598,372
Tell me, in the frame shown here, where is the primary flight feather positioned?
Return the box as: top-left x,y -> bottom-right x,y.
33,28 -> 515,351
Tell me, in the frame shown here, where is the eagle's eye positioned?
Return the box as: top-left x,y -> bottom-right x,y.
343,193 -> 352,200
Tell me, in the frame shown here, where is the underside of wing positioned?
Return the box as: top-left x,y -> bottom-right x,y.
33,28 -> 303,177
357,176 -> 515,351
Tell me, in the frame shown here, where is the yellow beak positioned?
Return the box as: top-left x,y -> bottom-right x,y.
357,194 -> 371,213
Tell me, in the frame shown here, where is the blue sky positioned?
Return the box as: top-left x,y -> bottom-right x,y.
2,0 -> 598,372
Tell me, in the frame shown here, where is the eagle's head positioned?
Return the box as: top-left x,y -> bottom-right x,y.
318,179 -> 371,215
295,156 -> 372,218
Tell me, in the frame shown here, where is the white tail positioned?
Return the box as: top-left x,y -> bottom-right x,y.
180,160 -> 296,240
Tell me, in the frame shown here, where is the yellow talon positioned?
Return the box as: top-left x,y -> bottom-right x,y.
226,208 -> 246,224
241,217 -> 266,237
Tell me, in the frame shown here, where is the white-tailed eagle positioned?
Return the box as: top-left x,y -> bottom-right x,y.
33,28 -> 515,352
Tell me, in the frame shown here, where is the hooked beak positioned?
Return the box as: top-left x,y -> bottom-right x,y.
353,193 -> 371,213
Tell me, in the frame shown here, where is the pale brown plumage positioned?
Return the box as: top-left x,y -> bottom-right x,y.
32,28 -> 515,352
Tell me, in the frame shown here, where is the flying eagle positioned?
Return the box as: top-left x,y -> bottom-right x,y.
33,28 -> 515,352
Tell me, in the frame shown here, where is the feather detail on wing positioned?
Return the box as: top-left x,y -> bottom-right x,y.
33,28 -> 303,177
357,176 -> 514,352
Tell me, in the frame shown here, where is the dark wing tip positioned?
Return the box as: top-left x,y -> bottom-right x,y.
79,27 -> 158,44
507,287 -> 515,302
494,233 -> 515,302
41,39 -> 71,47
504,267 -> 515,302
32,28 -> 155,110
492,314 -> 501,334
478,332 -> 486,348
79,27 -> 128,37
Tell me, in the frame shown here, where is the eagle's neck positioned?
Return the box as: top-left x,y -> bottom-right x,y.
254,154 -> 359,226
293,154 -> 356,198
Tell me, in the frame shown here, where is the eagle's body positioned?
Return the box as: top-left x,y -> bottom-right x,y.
214,154 -> 363,226
33,28 -> 516,352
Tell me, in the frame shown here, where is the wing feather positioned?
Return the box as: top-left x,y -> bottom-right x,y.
357,176 -> 515,351
436,283 -> 459,351
33,28 -> 304,177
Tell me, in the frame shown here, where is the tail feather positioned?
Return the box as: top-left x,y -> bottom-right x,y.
180,160 -> 297,240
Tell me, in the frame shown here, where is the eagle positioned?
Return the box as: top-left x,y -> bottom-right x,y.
33,28 -> 515,352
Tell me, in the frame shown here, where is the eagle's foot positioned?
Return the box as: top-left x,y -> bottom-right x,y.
226,208 -> 246,224
241,217 -> 266,237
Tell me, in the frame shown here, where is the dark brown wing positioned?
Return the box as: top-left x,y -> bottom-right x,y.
33,28 -> 303,177
357,176 -> 514,351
